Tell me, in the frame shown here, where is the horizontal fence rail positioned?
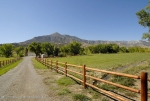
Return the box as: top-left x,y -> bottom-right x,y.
0,57 -> 22,68
35,58 -> 149,101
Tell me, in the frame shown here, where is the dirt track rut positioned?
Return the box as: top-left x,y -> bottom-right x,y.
0,56 -> 53,101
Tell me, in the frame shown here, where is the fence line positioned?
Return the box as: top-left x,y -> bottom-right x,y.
35,58 -> 149,101
0,57 -> 22,68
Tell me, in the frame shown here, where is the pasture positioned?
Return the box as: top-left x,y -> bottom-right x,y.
48,53 -> 150,70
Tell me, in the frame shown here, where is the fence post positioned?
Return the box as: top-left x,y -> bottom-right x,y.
141,72 -> 147,101
45,59 -> 47,67
51,60 -> 52,70
83,65 -> 86,88
3,61 -> 4,66
42,59 -> 44,65
44,59 -> 46,66
65,62 -> 67,76
56,61 -> 58,73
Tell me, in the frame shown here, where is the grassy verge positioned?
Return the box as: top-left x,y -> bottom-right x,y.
57,76 -> 76,86
0,59 -> 23,76
48,53 -> 150,70
32,58 -> 48,69
34,58 -> 112,100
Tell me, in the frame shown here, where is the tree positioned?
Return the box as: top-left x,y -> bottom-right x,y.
119,47 -> 129,53
60,45 -> 70,55
68,41 -> 82,55
15,46 -> 24,56
24,47 -> 28,56
41,42 -> 54,56
28,42 -> 42,57
136,3 -> 150,40
54,47 -> 60,56
0,44 -> 14,58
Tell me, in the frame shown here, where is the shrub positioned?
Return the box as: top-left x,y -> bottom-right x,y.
58,52 -> 66,57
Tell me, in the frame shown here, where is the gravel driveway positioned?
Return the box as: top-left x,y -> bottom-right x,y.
0,56 -> 53,101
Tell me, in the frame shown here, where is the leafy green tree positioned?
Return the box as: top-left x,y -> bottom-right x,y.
28,42 -> 42,57
79,47 -> 84,55
84,47 -> 91,55
15,46 -> 24,56
0,44 -> 14,58
60,45 -> 70,55
0,46 -> 2,56
87,46 -> 95,54
41,42 -> 54,56
111,44 -> 119,53
68,41 -> 82,55
119,47 -> 129,53
136,3 -> 150,40
54,47 -> 60,56
24,47 -> 28,56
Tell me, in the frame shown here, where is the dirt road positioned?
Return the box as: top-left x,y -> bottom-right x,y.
0,56 -> 54,101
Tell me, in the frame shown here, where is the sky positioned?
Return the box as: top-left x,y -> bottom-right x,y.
0,0 -> 149,43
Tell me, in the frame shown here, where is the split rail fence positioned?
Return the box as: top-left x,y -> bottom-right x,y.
35,58 -> 150,101
0,57 -> 22,68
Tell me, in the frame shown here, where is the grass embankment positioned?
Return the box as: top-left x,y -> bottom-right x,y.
0,59 -> 23,76
32,58 -> 47,69
48,53 -> 150,70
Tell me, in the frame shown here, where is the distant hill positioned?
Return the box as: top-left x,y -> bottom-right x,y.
19,32 -> 150,47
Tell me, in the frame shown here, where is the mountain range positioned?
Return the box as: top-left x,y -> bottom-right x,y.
18,32 -> 150,47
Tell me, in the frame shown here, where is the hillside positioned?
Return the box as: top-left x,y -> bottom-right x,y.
19,32 -> 150,47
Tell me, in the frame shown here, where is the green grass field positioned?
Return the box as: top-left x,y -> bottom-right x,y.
48,53 -> 150,70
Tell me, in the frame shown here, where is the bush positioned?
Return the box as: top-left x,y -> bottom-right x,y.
19,52 -> 24,57
58,52 -> 66,57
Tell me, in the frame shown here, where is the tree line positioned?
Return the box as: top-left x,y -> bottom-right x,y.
0,41 -> 150,58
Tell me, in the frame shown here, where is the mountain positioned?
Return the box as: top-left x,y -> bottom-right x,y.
19,32 -> 150,47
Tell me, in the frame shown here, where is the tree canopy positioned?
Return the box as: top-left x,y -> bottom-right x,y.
0,44 -> 14,58
41,42 -> 54,56
136,3 -> 150,40
28,42 -> 42,57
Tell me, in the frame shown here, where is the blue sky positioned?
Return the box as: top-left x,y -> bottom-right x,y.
0,0 -> 149,43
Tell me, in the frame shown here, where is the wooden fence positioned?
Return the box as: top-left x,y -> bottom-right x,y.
35,58 -> 149,101
0,57 -> 22,68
